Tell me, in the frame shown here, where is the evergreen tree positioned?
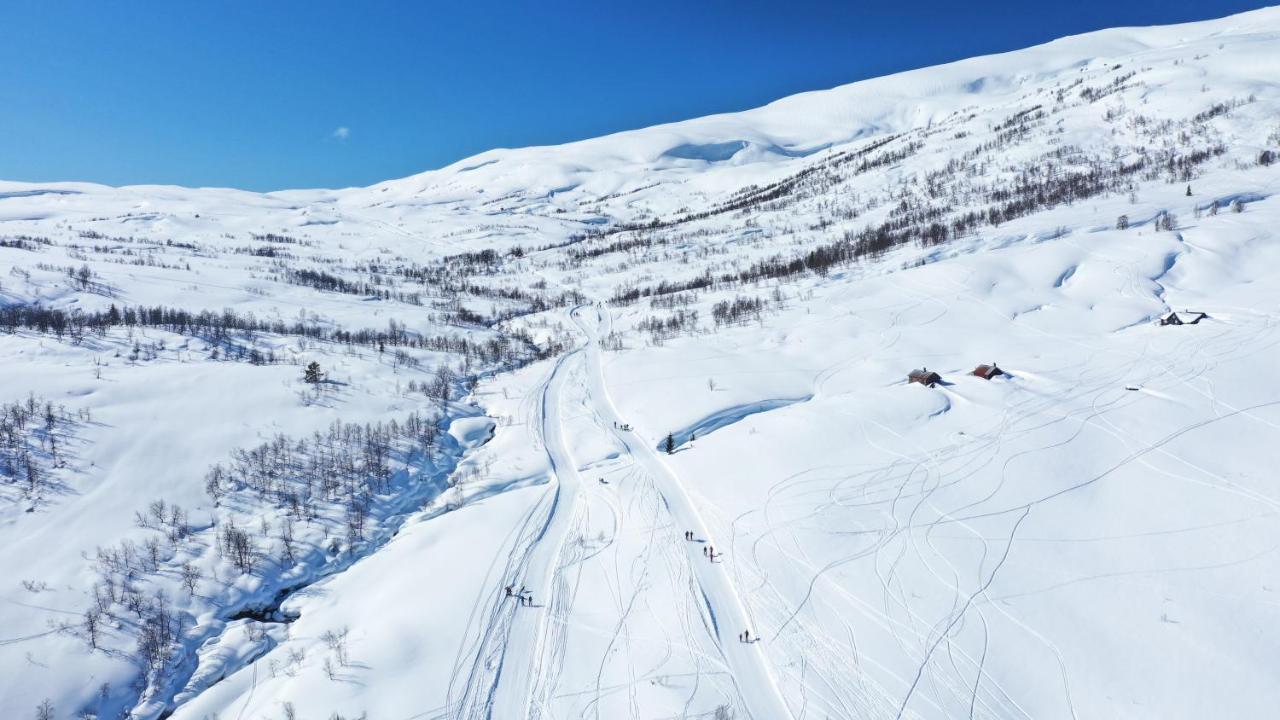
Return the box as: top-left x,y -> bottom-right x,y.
304,361 -> 324,384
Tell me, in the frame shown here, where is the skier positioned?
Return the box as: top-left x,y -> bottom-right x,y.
708,545 -> 715,562
504,585 -> 513,598
744,629 -> 751,642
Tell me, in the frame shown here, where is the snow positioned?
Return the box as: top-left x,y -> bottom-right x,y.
3,5 -> 1280,719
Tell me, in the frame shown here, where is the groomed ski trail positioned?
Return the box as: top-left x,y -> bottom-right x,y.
571,304 -> 796,720
485,328 -> 589,720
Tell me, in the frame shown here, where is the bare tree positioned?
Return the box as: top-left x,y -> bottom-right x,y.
180,562 -> 200,596
84,608 -> 101,650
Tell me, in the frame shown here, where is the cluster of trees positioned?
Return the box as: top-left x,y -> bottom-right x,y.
282,267 -> 368,295
1078,71 -> 1136,103
405,364 -> 459,408
637,309 -> 699,344
81,408 -> 448,710
203,412 -> 442,535
250,232 -> 310,246
398,263 -> 583,327
625,295 -> 770,339
89,519 -> 191,684
0,394 -> 76,501
567,231 -> 668,262
277,266 -> 428,306
0,235 -> 52,251
650,292 -> 698,309
234,244 -> 293,258
711,296 -> 767,327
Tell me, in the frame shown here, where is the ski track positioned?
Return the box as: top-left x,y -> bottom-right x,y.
573,304 -> 797,720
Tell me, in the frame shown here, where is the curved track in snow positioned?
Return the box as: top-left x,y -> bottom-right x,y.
451,304 -> 795,720
571,304 -> 796,720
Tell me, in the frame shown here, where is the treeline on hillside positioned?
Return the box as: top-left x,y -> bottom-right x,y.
277,266 -> 428,306
598,83 -> 1253,306
0,302 -> 552,364
0,235 -> 53,251
611,138 -> 1229,304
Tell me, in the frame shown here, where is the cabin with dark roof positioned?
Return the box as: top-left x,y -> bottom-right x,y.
972,363 -> 1004,380
908,368 -> 942,387
1160,311 -> 1208,326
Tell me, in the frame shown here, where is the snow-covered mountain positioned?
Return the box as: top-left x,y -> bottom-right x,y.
2,7 -> 1280,720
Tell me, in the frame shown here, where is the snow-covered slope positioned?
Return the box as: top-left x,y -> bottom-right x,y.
3,7 -> 1280,720
339,6 -> 1275,201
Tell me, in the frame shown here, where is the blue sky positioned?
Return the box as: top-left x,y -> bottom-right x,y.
0,1 -> 1270,191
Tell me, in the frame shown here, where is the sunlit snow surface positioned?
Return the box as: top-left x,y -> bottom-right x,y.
2,7 -> 1280,720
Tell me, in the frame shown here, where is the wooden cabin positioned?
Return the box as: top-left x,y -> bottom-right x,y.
1159,311 -> 1208,326
908,368 -> 942,387
972,363 -> 1004,380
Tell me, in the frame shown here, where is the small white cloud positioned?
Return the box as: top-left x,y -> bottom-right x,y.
331,126 -> 350,141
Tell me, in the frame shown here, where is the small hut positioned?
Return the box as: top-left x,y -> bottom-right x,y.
1159,311 -> 1208,326
908,368 -> 942,387
972,363 -> 1004,380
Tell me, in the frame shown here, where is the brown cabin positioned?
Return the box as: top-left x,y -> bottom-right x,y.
908,368 -> 942,387
1160,311 -> 1208,326
972,363 -> 1004,380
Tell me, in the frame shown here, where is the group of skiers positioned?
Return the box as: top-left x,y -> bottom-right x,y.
504,585 -> 534,606
690,532 -> 719,561
500,532 -> 758,647
685,530 -> 756,642
686,527 -> 752,638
